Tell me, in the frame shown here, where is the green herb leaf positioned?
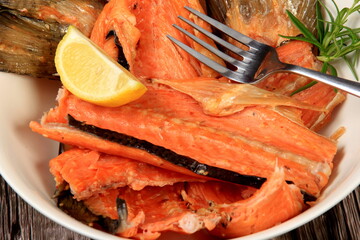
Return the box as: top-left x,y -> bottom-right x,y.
285,10 -> 320,46
290,81 -> 318,96
344,55 -> 359,80
278,35 -> 322,48
316,1 -> 325,43
284,0 -> 360,95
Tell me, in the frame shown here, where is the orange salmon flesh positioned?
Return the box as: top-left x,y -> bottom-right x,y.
29,0 -> 345,239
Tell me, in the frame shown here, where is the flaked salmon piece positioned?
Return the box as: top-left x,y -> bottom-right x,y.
210,167 -> 306,237
130,0 -> 200,80
50,148 -> 204,200
90,0 -> 342,131
93,10 -> 342,131
83,184 -> 222,240
183,167 -> 305,238
52,87 -> 336,166
32,119 -> 267,190
184,0 -> 226,78
292,82 -> 346,131
30,121 -> 209,180
81,167 -> 303,239
255,41 -> 321,95
30,87 -> 336,196
254,40 -> 346,130
90,0 -> 140,71
90,0 -> 224,80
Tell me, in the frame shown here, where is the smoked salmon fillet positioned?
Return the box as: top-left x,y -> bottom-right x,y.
27,0 -> 345,238
205,0 -> 345,131
50,148 -> 205,200
90,0 -> 224,80
30,84 -> 336,197
254,41 -> 346,131
79,166 -> 304,239
89,0 -> 344,132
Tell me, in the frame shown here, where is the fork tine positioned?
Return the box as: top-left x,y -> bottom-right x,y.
177,16 -> 254,62
167,35 -> 245,82
172,23 -> 249,70
184,6 -> 264,50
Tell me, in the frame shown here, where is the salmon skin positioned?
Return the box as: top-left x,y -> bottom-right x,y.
206,0 -> 317,47
55,187 -> 128,234
0,0 -> 105,78
0,10 -> 65,79
0,0 -> 106,36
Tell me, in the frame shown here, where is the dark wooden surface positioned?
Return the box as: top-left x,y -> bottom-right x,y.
1,176 -> 359,240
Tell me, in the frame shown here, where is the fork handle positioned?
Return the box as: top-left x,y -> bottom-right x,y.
284,64 -> 360,97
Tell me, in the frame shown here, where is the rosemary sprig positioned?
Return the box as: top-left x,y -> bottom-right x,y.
281,0 -> 360,95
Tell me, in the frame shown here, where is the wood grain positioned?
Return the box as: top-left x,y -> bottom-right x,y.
1,176 -> 358,240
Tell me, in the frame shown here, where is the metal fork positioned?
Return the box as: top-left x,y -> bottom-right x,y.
167,6 -> 360,97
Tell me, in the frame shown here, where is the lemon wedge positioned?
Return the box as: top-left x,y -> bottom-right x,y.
55,26 -> 147,107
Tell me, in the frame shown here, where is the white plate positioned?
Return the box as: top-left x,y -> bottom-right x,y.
0,1 -> 359,239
